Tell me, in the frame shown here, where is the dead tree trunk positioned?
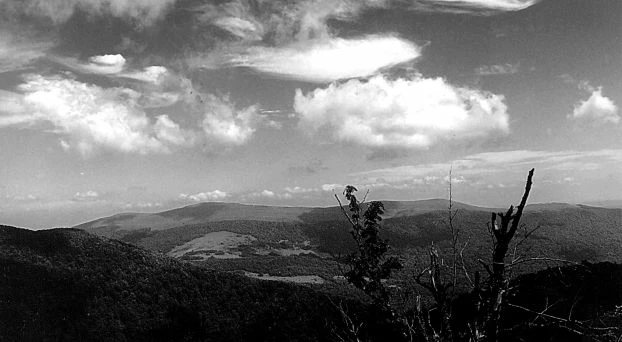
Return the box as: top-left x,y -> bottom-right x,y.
483,168 -> 535,342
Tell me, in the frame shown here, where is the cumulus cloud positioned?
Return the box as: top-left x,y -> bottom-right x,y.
295,75 -> 509,149
201,95 -> 259,146
226,35 -> 420,83
569,87 -> 619,125
179,190 -> 228,202
411,0 -> 540,14
0,74 -> 194,155
2,0 -> 177,26
154,115 -> 196,147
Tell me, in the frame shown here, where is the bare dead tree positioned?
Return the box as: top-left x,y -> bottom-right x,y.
331,168 -> 619,342
478,168 -> 534,342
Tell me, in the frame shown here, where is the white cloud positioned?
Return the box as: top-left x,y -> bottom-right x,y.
154,115 -> 196,147
1,69 -> 261,152
73,190 -> 99,201
284,186 -> 318,194
5,0 -> 177,26
124,202 -> 163,209
569,87 -> 619,125
190,1 -> 417,83
179,190 -> 228,202
83,54 -> 126,74
54,56 -> 187,108
201,95 -> 259,146
411,0 -> 540,14
321,183 -> 345,192
0,74 -> 193,155
226,35 -> 420,83
261,190 -> 275,197
120,66 -> 169,84
54,54 -> 127,75
295,75 -> 509,149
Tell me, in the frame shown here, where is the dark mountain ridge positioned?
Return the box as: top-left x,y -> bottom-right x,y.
75,199 -> 586,235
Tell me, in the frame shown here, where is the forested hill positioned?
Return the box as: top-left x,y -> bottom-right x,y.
0,225 -> 356,341
1,225 -> 621,341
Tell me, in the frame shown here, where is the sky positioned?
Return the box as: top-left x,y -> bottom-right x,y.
0,0 -> 621,228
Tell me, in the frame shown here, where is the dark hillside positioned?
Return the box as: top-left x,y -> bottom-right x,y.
0,225 -> 365,342
1,225 -> 620,341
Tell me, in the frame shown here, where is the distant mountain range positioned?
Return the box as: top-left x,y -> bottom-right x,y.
73,200 -> 622,287
75,199 -> 585,235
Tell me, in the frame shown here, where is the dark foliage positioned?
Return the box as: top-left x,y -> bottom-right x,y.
338,186 -> 402,307
0,225 -> 374,342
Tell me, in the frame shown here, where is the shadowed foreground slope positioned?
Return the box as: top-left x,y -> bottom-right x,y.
1,225 -> 621,341
0,225 -> 357,342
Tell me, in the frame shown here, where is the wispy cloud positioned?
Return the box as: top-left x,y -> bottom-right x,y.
0,32 -> 53,73
475,63 -> 519,76
1,0 -> 177,26
225,35 -> 419,83
295,75 -> 509,149
351,149 -> 622,188
190,0 -> 418,83
54,54 -> 127,75
411,0 -> 541,15
52,54 -> 188,108
288,159 -> 328,175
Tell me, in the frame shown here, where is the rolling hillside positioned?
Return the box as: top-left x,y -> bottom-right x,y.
74,200 -> 622,288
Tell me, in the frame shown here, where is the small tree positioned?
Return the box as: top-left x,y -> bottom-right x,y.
335,185 -> 402,310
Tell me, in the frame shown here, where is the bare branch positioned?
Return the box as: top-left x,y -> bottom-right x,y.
507,168 -> 534,239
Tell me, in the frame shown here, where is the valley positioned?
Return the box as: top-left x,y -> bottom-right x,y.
76,200 -> 622,289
